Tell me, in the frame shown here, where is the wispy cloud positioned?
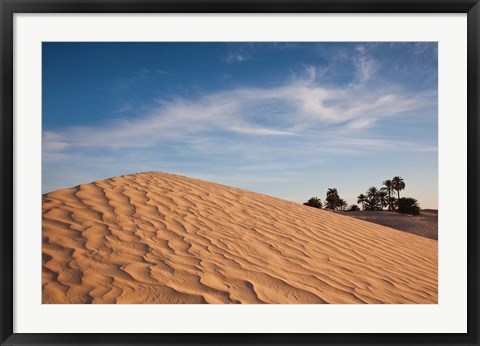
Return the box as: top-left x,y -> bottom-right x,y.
112,103 -> 132,114
224,52 -> 250,63
43,132 -> 69,151
43,61 -> 436,156
111,68 -> 167,90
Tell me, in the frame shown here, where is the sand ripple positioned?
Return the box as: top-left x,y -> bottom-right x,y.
42,172 -> 437,304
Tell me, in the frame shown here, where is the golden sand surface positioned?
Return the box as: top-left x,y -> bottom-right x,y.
42,172 -> 437,304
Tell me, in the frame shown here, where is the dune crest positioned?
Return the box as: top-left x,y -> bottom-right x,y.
42,171 -> 437,304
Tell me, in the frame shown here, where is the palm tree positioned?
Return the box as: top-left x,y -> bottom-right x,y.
324,199 -> 338,210
338,198 -> 348,211
382,179 -> 392,194
382,179 -> 394,211
378,190 -> 388,210
325,188 -> 340,210
366,186 -> 380,211
357,194 -> 367,210
326,188 -> 338,198
392,176 -> 406,199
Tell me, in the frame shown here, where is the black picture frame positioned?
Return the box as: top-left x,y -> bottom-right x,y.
1,1 -> 479,345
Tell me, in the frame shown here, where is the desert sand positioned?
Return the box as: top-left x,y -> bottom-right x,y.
336,210 -> 438,240
42,172 -> 437,304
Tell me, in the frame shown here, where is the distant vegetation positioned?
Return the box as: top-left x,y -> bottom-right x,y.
396,197 -> 420,216
347,204 -> 360,211
303,176 -> 422,216
303,197 -> 322,209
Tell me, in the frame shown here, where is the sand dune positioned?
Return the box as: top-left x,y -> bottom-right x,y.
42,172 -> 437,304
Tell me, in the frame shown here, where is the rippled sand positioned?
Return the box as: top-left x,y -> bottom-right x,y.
42,172 -> 437,304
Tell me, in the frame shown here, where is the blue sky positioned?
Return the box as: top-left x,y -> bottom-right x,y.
42,42 -> 438,208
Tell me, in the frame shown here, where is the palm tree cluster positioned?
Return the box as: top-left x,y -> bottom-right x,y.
356,176 -> 420,215
303,176 -> 420,215
356,186 -> 388,211
357,177 -> 404,211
